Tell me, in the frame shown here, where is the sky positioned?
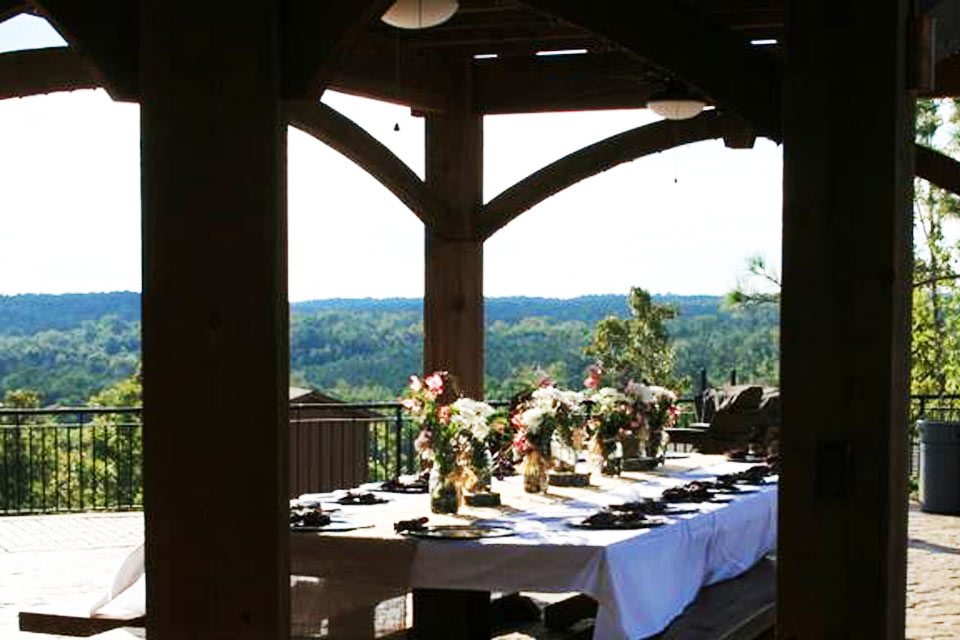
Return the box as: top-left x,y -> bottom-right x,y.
0,14 -> 784,301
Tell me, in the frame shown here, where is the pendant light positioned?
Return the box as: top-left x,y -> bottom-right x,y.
646,83 -> 706,121
382,0 -> 459,29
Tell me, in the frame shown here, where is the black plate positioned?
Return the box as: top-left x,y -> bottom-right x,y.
290,521 -> 373,533
567,515 -> 668,530
373,481 -> 428,494
400,525 -> 515,540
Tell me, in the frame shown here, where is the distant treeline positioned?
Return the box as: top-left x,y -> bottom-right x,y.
0,292 -> 779,405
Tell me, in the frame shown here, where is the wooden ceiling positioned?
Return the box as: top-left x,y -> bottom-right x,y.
3,0 -> 960,141
330,0 -> 785,118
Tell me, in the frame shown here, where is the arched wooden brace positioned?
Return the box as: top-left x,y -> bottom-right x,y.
287,101 -> 448,229
6,49 -> 960,231
477,111 -> 752,240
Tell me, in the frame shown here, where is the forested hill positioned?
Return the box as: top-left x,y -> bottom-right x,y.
0,292 -> 778,405
0,292 -> 140,336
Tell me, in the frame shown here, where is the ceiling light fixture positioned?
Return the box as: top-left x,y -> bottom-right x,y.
646,84 -> 706,121
382,0 -> 458,29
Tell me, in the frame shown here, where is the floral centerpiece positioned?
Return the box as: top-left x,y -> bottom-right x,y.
635,384 -> 681,461
448,397 -> 500,505
510,383 -> 583,492
586,386 -> 636,475
402,372 -> 496,513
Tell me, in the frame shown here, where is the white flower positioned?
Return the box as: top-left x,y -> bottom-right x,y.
520,407 -> 545,434
450,397 -> 495,440
592,387 -> 630,414
648,386 -> 677,402
625,380 -> 653,403
559,389 -> 585,410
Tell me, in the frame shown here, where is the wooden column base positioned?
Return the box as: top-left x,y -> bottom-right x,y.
412,589 -> 490,640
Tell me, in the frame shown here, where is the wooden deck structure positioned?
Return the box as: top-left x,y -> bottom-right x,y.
3,1 -> 960,638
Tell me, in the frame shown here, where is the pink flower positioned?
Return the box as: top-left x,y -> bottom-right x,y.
536,373 -> 555,388
414,428 -> 433,453
437,405 -> 452,424
409,375 -> 423,392
425,373 -> 444,394
584,364 -> 602,389
401,398 -> 421,412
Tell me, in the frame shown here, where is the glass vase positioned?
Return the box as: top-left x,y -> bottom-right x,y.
523,451 -> 549,493
429,467 -> 460,514
645,424 -> 664,463
599,438 -> 622,476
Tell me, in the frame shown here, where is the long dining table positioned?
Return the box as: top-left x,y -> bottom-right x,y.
290,454 -> 778,640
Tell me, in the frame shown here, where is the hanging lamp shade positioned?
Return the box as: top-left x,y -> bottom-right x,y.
646,84 -> 706,121
647,97 -> 707,121
382,0 -> 459,29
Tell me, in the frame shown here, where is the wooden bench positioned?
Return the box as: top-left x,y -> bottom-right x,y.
19,609 -> 145,637
543,557 -> 776,640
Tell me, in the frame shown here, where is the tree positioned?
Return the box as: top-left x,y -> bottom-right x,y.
911,99 -> 960,396
585,287 -> 681,389
725,100 -> 960,398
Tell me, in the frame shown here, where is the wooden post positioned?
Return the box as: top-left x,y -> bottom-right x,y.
780,1 -> 912,638
140,3 -> 289,639
423,63 -> 485,398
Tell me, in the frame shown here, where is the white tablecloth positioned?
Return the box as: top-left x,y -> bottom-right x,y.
393,460 -> 777,639
93,457 -> 776,640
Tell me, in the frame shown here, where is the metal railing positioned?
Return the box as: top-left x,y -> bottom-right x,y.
1,407 -> 142,515
6,392 -> 941,515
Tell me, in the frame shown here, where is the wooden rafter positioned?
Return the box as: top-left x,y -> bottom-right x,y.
327,33 -> 454,113
27,0 -> 137,100
521,0 -> 782,140
477,110 -> 750,239
0,47 -> 96,99
916,144 -> 960,196
0,1 -> 27,22
281,0 -> 394,100
287,100 -> 447,228
473,52 -> 658,114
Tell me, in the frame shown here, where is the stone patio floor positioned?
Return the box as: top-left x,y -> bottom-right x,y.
1,505 -> 958,639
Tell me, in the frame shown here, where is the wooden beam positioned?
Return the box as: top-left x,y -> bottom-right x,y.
0,1 -> 27,22
0,48 -> 96,99
140,1 -> 289,638
478,111 -> 751,239
521,0 -> 782,140
423,62 -> 485,398
281,0 -> 394,100
916,143 -> 960,195
287,100 -> 447,228
779,0 -> 911,637
473,52 -> 659,115
927,0 -> 960,61
27,0 -> 137,100
327,34 -> 454,113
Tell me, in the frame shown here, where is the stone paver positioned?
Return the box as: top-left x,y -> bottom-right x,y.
0,507 -> 957,639
0,513 -> 142,640
907,503 -> 960,640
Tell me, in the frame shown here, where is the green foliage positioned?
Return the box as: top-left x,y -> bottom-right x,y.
585,287 -> 681,389
0,293 -> 782,406
912,99 -> 960,396
0,316 -> 140,405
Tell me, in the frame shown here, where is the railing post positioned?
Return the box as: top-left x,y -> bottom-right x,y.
78,411 -> 85,512
395,405 -> 404,478
14,411 -> 22,514
729,369 -> 737,386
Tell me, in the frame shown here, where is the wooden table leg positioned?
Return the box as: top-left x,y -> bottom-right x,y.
412,588 -> 491,640
328,605 -> 376,639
